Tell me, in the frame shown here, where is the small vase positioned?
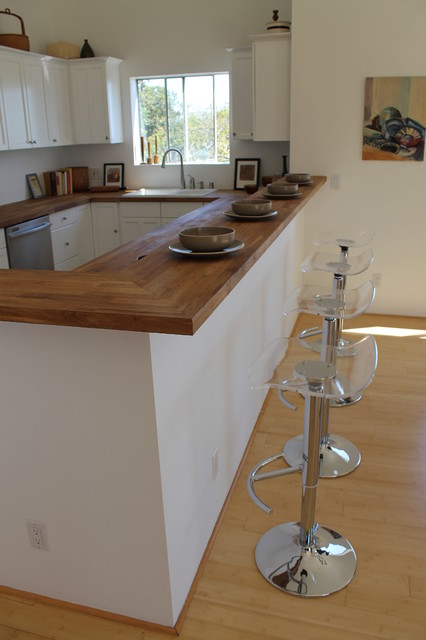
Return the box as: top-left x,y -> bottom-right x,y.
281,155 -> 288,177
80,39 -> 95,58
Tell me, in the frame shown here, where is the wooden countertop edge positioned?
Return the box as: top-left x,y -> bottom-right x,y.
0,178 -> 327,334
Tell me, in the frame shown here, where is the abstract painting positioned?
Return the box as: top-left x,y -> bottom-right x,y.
362,76 -> 426,161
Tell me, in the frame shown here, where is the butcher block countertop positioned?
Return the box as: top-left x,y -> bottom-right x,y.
0,177 -> 326,334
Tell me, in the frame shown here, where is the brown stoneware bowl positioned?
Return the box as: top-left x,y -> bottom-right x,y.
179,226 -> 235,252
285,173 -> 311,183
231,199 -> 272,216
244,184 -> 258,194
267,183 -> 299,195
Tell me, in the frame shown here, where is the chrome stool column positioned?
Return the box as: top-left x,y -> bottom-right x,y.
248,335 -> 377,596
280,280 -> 375,477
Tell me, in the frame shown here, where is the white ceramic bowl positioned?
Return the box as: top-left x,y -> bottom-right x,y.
285,173 -> 311,183
179,226 -> 235,252
267,183 -> 299,195
231,199 -> 272,216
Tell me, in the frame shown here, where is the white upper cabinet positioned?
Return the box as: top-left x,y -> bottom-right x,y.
44,59 -> 73,146
0,52 -> 49,149
228,47 -> 253,140
250,32 -> 291,142
68,57 -> 123,144
0,78 -> 8,150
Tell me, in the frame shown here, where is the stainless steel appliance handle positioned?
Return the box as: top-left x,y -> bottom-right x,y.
8,221 -> 52,240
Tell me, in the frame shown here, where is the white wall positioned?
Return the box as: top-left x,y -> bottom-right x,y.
290,0 -> 426,317
0,0 -> 292,204
0,323 -> 173,624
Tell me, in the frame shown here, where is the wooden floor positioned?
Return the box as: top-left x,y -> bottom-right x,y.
0,312 -> 425,640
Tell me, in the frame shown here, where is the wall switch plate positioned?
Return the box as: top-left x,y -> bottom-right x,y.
330,174 -> 341,190
26,520 -> 49,550
212,448 -> 219,481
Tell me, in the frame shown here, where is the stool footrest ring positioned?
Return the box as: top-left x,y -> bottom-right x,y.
247,453 -> 302,514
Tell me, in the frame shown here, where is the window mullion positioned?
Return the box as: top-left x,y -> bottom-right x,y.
164,78 -> 170,149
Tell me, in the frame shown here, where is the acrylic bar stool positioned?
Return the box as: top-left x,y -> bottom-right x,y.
301,228 -> 374,399
281,279 -> 375,477
247,334 -> 377,596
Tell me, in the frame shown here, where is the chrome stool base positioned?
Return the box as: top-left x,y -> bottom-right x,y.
255,522 -> 357,597
283,433 -> 361,478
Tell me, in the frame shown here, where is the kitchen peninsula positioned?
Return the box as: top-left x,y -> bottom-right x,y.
0,179 -> 325,630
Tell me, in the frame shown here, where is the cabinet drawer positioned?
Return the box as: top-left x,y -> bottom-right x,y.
50,207 -> 80,230
51,223 -> 79,264
54,254 -> 81,271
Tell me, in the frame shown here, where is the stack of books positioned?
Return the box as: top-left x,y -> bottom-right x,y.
43,168 -> 73,196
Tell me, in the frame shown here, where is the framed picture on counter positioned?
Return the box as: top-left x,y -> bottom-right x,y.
104,163 -> 124,189
26,173 -> 44,199
234,158 -> 261,190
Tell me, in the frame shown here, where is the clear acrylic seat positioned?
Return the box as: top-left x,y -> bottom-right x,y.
301,247 -> 374,276
314,228 -> 374,249
247,334 -> 377,597
282,280 -> 375,319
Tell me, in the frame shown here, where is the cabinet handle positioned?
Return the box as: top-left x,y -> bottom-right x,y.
52,138 -> 57,142
62,217 -> 67,221
65,242 -> 70,246
114,229 -> 118,233
33,140 -> 37,144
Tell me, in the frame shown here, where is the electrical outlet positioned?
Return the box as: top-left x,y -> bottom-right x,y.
373,273 -> 382,288
26,520 -> 49,550
212,448 -> 219,481
89,167 -> 101,181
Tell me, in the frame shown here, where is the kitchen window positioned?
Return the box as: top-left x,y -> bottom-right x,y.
135,73 -> 230,165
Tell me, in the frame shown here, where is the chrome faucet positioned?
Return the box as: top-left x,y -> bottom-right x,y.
161,148 -> 185,189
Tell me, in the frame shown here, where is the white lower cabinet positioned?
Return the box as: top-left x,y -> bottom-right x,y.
91,202 -> 121,257
119,202 -> 161,243
50,204 -> 94,270
0,228 -> 9,269
160,201 -> 203,226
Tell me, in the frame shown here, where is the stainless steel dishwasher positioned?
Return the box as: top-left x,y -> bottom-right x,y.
5,215 -> 54,269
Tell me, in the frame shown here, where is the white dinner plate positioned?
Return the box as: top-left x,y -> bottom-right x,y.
223,210 -> 278,221
169,239 -> 244,257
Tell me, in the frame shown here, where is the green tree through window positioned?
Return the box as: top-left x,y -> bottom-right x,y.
137,74 -> 229,164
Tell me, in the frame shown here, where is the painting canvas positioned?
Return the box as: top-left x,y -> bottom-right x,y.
362,76 -> 426,161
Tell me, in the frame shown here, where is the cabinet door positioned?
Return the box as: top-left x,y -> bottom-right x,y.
252,34 -> 291,141
0,54 -> 31,148
229,48 -> 253,140
69,59 -> 123,144
91,202 -> 120,257
22,58 -> 50,147
44,61 -> 73,145
120,217 -> 161,244
0,81 -> 8,150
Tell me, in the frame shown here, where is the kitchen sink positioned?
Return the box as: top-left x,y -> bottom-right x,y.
122,188 -> 217,197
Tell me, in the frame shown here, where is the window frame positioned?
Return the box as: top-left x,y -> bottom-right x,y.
130,71 -> 230,166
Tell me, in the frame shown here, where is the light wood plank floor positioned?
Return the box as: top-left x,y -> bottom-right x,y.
0,313 -> 425,640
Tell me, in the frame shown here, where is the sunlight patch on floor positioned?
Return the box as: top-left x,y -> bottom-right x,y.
343,326 -> 426,338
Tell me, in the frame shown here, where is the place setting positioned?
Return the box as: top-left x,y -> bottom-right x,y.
169,226 -> 244,257
260,173 -> 312,200
223,198 -> 278,221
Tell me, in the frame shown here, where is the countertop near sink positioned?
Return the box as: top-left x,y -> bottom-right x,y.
0,189 -> 219,229
0,178 -> 326,334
